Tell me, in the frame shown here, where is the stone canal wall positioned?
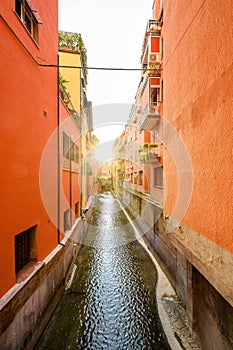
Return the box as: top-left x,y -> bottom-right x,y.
120,188 -> 233,350
0,219 -> 85,350
120,189 -> 188,303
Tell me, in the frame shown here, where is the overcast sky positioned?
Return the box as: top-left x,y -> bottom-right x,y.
58,0 -> 153,156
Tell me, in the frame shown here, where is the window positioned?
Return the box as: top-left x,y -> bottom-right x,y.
70,139 -> 75,162
63,132 -> 69,159
139,171 -> 143,185
152,88 -> 159,105
64,209 -> 71,232
15,0 -> 41,43
154,166 -> 163,187
75,202 -> 79,218
133,172 -> 138,184
15,225 -> 37,275
75,145 -> 79,164
154,129 -> 159,142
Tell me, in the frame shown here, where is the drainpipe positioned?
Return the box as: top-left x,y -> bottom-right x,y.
57,54 -> 65,246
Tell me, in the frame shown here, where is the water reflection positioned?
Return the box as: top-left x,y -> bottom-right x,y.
35,193 -> 170,350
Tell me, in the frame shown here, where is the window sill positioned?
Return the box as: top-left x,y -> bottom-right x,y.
14,11 -> 39,48
16,261 -> 40,283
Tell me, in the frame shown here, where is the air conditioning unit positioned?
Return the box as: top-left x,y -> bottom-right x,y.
149,53 -> 161,63
149,54 -> 157,62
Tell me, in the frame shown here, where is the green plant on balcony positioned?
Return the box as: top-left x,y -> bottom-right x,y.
58,31 -> 88,84
154,63 -> 161,70
59,73 -> 72,105
59,73 -> 69,87
138,147 -> 143,153
148,62 -> 161,76
149,143 -> 158,149
142,142 -> 149,150
149,143 -> 159,156
140,153 -> 148,163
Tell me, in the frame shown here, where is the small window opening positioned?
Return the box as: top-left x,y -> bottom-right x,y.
75,202 -> 79,218
15,0 -> 40,43
64,209 -> 71,232
15,225 -> 37,275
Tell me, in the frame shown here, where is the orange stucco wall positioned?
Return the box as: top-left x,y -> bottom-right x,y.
151,36 -> 160,53
163,0 -> 233,253
0,1 -> 58,296
152,0 -> 162,19
151,77 -> 160,86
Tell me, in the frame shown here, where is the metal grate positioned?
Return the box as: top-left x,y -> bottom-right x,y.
14,226 -> 36,274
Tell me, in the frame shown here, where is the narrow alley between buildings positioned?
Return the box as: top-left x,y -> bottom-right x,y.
35,193 -> 170,350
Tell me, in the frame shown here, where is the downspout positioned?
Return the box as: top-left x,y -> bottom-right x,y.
57,54 -> 65,246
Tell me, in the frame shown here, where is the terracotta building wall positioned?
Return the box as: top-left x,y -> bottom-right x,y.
154,0 -> 164,18
0,0 -> 58,296
163,0 -> 233,253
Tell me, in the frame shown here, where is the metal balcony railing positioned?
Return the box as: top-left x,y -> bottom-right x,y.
149,102 -> 161,114
147,66 -> 161,77
140,151 -> 160,164
59,85 -> 81,128
141,20 -> 161,61
140,103 -> 161,130
59,84 -> 75,114
146,19 -> 160,32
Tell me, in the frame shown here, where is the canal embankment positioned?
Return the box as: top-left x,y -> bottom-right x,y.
120,200 -> 202,350
0,213 -> 89,350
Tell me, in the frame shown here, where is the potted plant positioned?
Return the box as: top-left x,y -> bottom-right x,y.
149,143 -> 158,149
149,143 -> 158,155
142,142 -> 149,150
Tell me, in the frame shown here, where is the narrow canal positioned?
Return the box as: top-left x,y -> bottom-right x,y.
35,193 -> 170,350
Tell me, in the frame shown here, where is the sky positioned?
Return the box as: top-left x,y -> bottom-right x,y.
58,0 -> 154,159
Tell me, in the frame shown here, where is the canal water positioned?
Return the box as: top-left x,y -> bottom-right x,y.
35,193 -> 170,350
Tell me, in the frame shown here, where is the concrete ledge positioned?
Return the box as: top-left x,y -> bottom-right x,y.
0,219 -> 84,350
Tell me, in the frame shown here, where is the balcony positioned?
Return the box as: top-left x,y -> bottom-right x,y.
146,20 -> 161,33
141,20 -> 161,62
142,63 -> 161,77
140,103 -> 161,130
139,143 -> 161,164
140,151 -> 161,164
147,64 -> 161,77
